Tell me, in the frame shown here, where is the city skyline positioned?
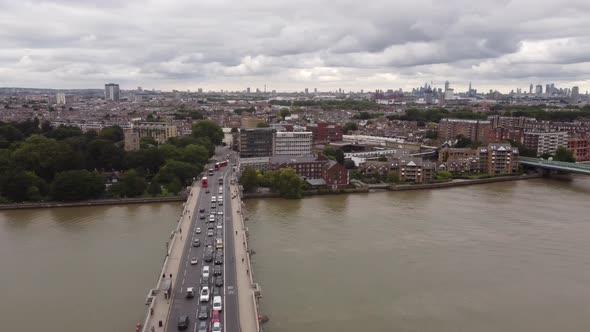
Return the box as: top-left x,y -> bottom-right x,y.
1,1 -> 590,92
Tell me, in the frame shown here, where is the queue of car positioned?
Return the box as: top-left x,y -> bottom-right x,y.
178,175 -> 225,331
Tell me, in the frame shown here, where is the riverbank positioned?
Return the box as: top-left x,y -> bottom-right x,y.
242,173 -> 541,199
0,195 -> 187,210
390,173 -> 541,191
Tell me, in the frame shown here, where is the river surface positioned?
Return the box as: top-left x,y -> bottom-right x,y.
245,177 -> 590,332
1,178 -> 589,332
0,202 -> 180,332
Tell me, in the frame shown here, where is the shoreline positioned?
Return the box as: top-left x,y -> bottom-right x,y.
0,195 -> 187,211
243,173 -> 541,199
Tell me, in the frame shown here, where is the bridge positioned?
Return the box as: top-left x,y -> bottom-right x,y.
344,149 -> 436,159
520,157 -> 590,175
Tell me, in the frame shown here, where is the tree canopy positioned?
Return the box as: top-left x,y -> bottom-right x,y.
192,120 -> 223,145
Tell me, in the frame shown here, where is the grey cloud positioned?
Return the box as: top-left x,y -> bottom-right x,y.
1,0 -> 590,91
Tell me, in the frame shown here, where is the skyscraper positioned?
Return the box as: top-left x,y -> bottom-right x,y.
105,83 -> 120,101
56,93 -> 66,105
535,85 -> 543,95
305,88 -> 309,94
572,86 -> 580,101
529,84 -> 533,94
468,82 -> 472,96
444,80 -> 450,91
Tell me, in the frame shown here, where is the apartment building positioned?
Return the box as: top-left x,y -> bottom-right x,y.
123,122 -> 178,151
306,122 -> 343,143
270,155 -> 325,179
274,132 -> 313,156
523,131 -> 568,156
390,158 -> 436,183
568,137 -> 590,161
479,143 -> 519,174
438,118 -> 494,144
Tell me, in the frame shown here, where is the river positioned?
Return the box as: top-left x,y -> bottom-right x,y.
0,202 -> 181,332
1,177 -> 589,332
245,177 -> 590,332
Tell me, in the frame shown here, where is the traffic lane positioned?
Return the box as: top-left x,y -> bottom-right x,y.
167,184 -> 208,331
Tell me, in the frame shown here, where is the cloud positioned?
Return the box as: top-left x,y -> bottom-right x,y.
0,0 -> 590,91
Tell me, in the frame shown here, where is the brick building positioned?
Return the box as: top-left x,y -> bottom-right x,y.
306,122 -> 343,144
438,118 -> 494,145
568,137 -> 590,161
390,158 -> 436,183
322,160 -> 349,189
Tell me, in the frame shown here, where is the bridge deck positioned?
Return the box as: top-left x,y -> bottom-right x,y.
520,157 -> 590,175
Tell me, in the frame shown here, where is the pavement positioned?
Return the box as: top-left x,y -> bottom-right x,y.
229,172 -> 260,332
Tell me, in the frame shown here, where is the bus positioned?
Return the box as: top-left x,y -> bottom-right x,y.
201,177 -> 208,188
218,160 -> 228,168
214,163 -> 220,171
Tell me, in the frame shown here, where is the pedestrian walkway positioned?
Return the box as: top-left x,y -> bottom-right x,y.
230,179 -> 260,332
140,183 -> 200,332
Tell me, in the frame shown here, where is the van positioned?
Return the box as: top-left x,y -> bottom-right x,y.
215,239 -> 223,249
212,296 -> 222,311
178,315 -> 189,330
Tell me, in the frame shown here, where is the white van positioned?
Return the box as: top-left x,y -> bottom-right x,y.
212,295 -> 222,311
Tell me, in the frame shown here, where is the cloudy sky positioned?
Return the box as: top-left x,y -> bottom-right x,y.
1,0 -> 590,93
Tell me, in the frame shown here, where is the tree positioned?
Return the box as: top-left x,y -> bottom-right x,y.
126,147 -> 165,174
344,159 -> 356,169
159,160 -> 200,185
334,149 -> 345,164
98,125 -> 124,142
182,144 -> 209,166
46,126 -> 83,140
147,179 -> 161,197
140,136 -> 158,148
553,147 -> 576,162
323,146 -> 336,159
86,139 -> 125,171
230,127 -> 238,133
192,120 -> 223,145
51,170 -> 105,201
377,155 -> 387,162
424,130 -> 438,139
12,135 -> 65,181
0,170 -> 47,202
436,170 -> 453,181
269,168 -> 306,198
256,122 -> 270,128
343,122 -> 358,134
279,108 -> 291,119
454,135 -> 473,148
386,172 -> 400,184
109,170 -> 147,198
239,167 -> 259,193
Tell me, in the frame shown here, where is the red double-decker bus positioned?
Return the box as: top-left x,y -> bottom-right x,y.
219,160 -> 228,168
201,177 -> 208,188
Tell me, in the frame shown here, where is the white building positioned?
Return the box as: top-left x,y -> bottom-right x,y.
105,83 -> 120,101
523,132 -> 568,156
56,93 -> 66,105
274,131 -> 312,156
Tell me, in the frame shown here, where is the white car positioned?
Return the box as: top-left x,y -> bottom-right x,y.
191,257 -> 199,265
202,265 -> 210,278
212,321 -> 222,332
216,224 -> 222,230
212,296 -> 222,311
217,211 -> 223,217
195,227 -> 201,234
199,286 -> 210,302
